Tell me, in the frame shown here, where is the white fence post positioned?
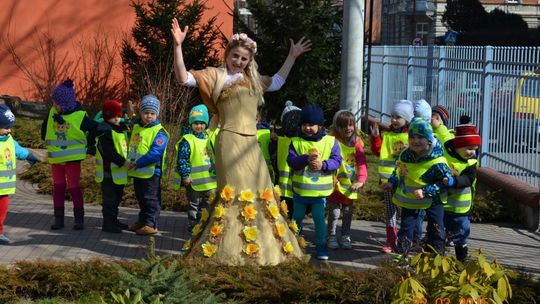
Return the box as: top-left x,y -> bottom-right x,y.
407,46 -> 414,101
480,46 -> 494,160
437,47 -> 446,107
381,46 -> 390,116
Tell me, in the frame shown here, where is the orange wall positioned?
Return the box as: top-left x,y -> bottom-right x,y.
0,0 -> 233,100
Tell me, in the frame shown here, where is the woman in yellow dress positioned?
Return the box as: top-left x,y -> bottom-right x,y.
171,18 -> 312,265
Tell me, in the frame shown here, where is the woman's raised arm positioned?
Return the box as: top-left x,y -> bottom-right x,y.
171,18 -> 189,83
276,37 -> 312,81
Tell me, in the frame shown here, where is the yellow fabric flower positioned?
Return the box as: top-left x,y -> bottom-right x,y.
297,236 -> 307,249
202,241 -> 218,257
243,226 -> 258,241
260,187 -> 274,202
244,243 -> 259,256
200,209 -> 209,223
182,239 -> 191,251
214,204 -> 227,219
273,185 -> 281,197
283,241 -> 294,254
289,220 -> 299,234
220,185 -> 235,201
239,189 -> 255,203
280,200 -> 289,216
275,222 -> 286,238
242,204 -> 257,221
209,191 -> 216,202
267,203 -> 280,219
210,224 -> 223,237
191,223 -> 202,236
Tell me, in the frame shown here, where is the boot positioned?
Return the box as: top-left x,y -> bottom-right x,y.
102,218 -> 122,233
455,244 -> 468,263
50,207 -> 65,230
73,208 -> 85,230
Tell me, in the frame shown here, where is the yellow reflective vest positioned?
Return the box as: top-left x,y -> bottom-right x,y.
335,141 -> 358,199
444,152 -> 478,214
277,136 -> 293,198
173,133 -> 217,191
392,156 -> 448,209
0,136 -> 17,195
127,123 -> 168,179
379,131 -> 408,183
256,129 -> 274,181
45,108 -> 87,164
95,128 -> 129,185
291,135 -> 336,197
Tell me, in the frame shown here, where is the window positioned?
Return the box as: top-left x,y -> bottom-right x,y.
416,22 -> 428,38
506,0 -> 519,3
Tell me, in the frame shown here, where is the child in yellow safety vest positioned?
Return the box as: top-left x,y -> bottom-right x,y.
126,95 -> 169,235
256,110 -> 276,182
381,117 -> 452,256
288,104 -> 342,260
0,105 -> 39,245
175,104 -> 217,233
431,105 -> 455,144
41,79 -> 98,231
94,100 -> 131,233
442,115 -> 481,263
370,99 -> 414,253
326,110 -> 367,250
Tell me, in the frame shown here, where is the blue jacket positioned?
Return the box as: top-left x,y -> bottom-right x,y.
0,134 -> 37,163
134,119 -> 168,177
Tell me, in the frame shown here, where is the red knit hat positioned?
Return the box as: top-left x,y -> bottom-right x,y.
432,105 -> 449,126
454,123 -> 481,148
102,99 -> 123,120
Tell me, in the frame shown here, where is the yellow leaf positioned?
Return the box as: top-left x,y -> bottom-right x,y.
483,262 -> 495,277
497,277 -> 508,300
442,259 -> 450,272
459,269 -> 467,285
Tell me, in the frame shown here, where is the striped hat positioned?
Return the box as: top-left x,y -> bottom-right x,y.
140,95 -> 160,115
454,117 -> 481,148
432,105 -> 449,126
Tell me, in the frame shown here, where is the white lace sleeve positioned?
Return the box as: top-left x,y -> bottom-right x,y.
182,72 -> 197,87
267,74 -> 285,92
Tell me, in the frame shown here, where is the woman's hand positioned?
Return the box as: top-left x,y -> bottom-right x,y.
171,18 -> 188,46
288,37 -> 312,58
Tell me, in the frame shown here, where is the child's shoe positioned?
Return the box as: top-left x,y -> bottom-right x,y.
341,235 -> 352,249
316,244 -> 329,260
0,234 -> 11,245
102,221 -> 123,233
135,225 -> 158,235
115,220 -> 129,230
128,222 -> 145,232
327,235 -> 339,249
381,245 -> 393,253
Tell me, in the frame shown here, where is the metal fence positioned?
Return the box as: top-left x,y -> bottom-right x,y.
366,45 -> 540,189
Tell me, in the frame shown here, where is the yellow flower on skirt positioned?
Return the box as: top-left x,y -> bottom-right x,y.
182,239 -> 191,251
243,226 -> 258,241
267,203 -> 280,219
192,223 -> 202,236
242,204 -> 257,221
280,200 -> 289,216
210,224 -> 224,237
297,236 -> 307,249
283,242 -> 294,254
202,242 -> 218,257
275,222 -> 286,238
244,243 -> 259,256
288,220 -> 299,234
214,204 -> 227,219
260,187 -> 274,202
239,189 -> 255,203
200,209 -> 209,223
220,185 -> 235,201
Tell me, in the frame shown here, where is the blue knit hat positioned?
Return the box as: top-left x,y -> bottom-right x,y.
189,104 -> 209,125
140,95 -> 160,115
409,117 -> 434,143
0,105 -> 16,129
51,79 -> 77,112
301,104 -> 324,126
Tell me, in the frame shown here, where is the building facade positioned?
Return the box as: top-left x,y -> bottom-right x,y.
381,0 -> 540,45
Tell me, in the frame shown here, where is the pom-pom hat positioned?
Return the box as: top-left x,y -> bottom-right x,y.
454,117 -> 481,148
51,79 -> 77,112
102,99 -> 123,120
281,100 -> 301,122
0,104 -> 16,129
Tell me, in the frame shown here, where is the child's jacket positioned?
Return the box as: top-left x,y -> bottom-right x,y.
0,134 -> 33,195
127,119 -> 168,178
443,140 -> 479,214
371,125 -> 408,183
94,121 -> 129,185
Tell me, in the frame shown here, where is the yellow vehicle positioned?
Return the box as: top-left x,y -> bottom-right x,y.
514,71 -> 540,120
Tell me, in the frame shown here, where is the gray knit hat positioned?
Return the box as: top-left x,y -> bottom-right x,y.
140,95 -> 160,115
391,100 -> 414,123
281,100 -> 301,122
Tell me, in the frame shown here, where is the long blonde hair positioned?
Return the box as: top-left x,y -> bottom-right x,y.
224,36 -> 264,104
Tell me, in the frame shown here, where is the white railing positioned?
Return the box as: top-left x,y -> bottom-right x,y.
365,45 -> 540,188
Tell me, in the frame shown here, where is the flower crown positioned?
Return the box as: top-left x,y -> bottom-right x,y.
231,33 -> 257,54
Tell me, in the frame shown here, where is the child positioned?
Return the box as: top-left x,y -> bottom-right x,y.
174,104 -> 216,233
442,115 -> 481,262
94,99 -> 130,233
370,99 -> 414,253
327,110 -> 367,249
431,105 -> 454,144
0,105 -> 39,244
256,109 -> 275,181
288,104 -> 342,260
275,100 -> 302,216
127,95 -> 169,235
41,79 -> 97,230
381,117 -> 452,256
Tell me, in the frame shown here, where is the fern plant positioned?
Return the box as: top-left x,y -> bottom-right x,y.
392,249 -> 513,304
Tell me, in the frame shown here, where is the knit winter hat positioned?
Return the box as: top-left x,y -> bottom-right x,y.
414,99 -> 432,121
301,104 -> 324,126
189,104 -> 209,125
140,95 -> 160,115
391,99 -> 414,123
102,99 -> 123,120
281,100 -> 301,122
0,104 -> 16,129
51,79 -> 77,112
408,117 -> 434,143
281,110 -> 302,137
454,116 -> 481,148
432,105 -> 449,126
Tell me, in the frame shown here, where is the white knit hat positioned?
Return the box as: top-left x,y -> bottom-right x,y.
392,100 -> 414,123
281,100 -> 301,122
414,99 -> 432,121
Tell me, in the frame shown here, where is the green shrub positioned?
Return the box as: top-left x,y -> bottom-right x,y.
12,117 -> 46,149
